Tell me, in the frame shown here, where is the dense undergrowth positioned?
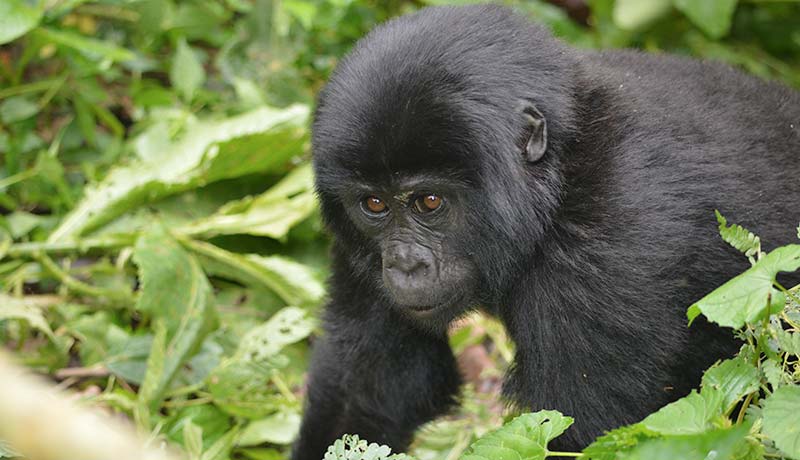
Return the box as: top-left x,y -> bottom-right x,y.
1,0 -> 799,459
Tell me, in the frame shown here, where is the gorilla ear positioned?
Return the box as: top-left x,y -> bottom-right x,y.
522,105 -> 548,163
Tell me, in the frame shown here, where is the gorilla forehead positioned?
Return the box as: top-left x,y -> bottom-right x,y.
311,5 -> 560,184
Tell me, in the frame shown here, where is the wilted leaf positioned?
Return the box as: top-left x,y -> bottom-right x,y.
187,239 -> 324,308
689,245 -> 800,329
180,163 -> 317,239
238,412 -> 301,446
133,225 -> 218,409
0,294 -> 55,340
235,307 -> 315,362
0,0 -> 42,44
762,385 -> 800,458
49,105 -> 309,241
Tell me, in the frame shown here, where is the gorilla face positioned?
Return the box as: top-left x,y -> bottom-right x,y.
341,173 -> 478,316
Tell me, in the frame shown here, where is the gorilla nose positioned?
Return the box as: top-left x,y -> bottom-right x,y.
384,252 -> 430,277
382,245 -> 437,302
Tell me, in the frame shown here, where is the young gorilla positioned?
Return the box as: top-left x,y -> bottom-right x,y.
293,4 -> 800,458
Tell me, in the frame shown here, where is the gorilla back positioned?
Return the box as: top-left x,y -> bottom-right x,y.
294,4 -> 800,458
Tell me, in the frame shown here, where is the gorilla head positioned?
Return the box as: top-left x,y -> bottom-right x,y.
312,5 -> 578,326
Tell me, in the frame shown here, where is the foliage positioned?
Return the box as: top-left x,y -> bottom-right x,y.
1,0 -> 799,459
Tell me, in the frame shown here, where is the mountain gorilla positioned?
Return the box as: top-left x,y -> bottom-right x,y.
293,4 -> 800,458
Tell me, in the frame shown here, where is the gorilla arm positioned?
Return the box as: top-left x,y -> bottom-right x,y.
292,256 -> 462,460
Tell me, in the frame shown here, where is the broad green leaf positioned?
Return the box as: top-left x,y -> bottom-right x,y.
461,411 -> 573,460
186,239 -> 324,308
238,412 -> 301,446
0,0 -> 42,44
715,211 -> 760,258
0,97 -> 39,123
776,329 -> 800,355
136,320 -> 167,426
183,420 -> 204,459
235,307 -> 315,362
171,39 -> 206,102
641,390 -> 723,435
689,245 -> 800,329
612,0 -> 671,30
582,424 -> 657,460
619,424 -> 750,460
32,27 -> 135,62
0,294 -> 55,340
700,357 -> 760,414
179,164 -> 317,239
673,0 -> 738,39
133,225 -> 218,409
48,104 -> 309,241
762,385 -> 800,458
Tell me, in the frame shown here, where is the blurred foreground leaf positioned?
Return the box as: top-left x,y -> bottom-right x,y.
0,0 -> 42,44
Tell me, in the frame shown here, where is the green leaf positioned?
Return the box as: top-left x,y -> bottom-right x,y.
32,27 -> 135,62
0,0 -> 42,44
239,412 -> 301,446
235,307 -> 315,362
0,293 -> 56,341
133,225 -> 218,410
48,104 -> 309,241
186,239 -> 325,308
461,411 -> 573,460
619,424 -> 750,460
0,439 -> 21,459
673,0 -> 738,39
0,96 -> 39,123
762,385 -> 800,458
715,211 -> 760,258
582,424 -> 658,460
207,359 -> 289,419
171,39 -> 206,102
200,426 -> 240,460
641,390 -> 723,435
183,418 -> 204,459
612,0 -> 671,30
688,245 -> 800,329
700,357 -> 760,414
179,163 -> 317,240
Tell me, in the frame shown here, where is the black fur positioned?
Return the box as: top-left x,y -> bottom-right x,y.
293,5 -> 800,458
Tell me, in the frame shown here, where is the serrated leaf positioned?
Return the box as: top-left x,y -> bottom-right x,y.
187,239 -> 324,308
582,424 -> 658,460
462,411 -> 573,460
715,210 -> 760,257
619,424 -> 749,460
700,357 -> 760,414
612,0 -> 671,30
180,164 -> 317,239
235,307 -> 315,362
762,385 -> 800,458
641,390 -> 723,435
32,27 -> 135,62
48,104 -> 309,241
689,245 -> 800,329
133,225 -> 218,409
238,412 -> 301,446
0,0 -> 42,44
0,294 -> 55,340
776,329 -> 800,355
673,0 -> 738,39
171,39 -> 206,101
323,435 -> 410,460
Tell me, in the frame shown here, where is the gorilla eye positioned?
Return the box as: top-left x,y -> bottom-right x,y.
362,196 -> 387,214
414,194 -> 442,213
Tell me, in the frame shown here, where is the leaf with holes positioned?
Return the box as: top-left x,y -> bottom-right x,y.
461,411 -> 573,460
235,307 -> 315,362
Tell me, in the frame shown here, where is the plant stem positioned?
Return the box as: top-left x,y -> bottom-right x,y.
736,392 -> 754,425
34,252 -> 134,306
5,234 -> 134,258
